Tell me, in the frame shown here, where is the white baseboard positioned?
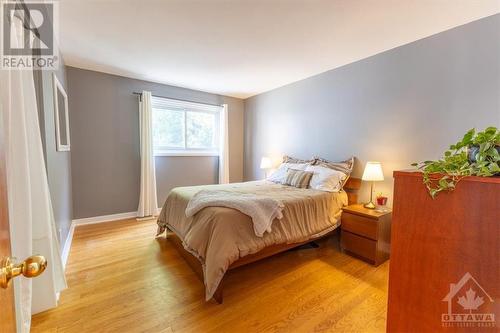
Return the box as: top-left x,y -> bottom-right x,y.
72,211 -> 138,226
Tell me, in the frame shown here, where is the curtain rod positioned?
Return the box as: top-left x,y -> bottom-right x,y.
132,92 -> 223,107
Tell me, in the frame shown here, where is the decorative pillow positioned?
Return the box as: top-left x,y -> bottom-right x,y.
283,155 -> 315,164
305,165 -> 346,192
267,162 -> 309,183
313,156 -> 354,186
281,169 -> 314,189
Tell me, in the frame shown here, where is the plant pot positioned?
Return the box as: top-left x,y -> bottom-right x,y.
376,196 -> 388,206
467,144 -> 500,163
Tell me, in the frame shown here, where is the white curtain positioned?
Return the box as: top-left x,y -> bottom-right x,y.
137,91 -> 158,217
219,104 -> 230,184
0,16 -> 66,332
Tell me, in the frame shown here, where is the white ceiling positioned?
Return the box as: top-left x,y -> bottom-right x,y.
59,0 -> 499,99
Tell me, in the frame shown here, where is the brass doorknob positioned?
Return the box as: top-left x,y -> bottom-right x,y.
0,255 -> 47,289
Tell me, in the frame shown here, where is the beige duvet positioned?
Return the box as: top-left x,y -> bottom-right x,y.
157,181 -> 348,300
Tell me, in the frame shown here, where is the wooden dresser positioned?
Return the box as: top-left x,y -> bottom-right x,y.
341,204 -> 391,266
387,171 -> 499,333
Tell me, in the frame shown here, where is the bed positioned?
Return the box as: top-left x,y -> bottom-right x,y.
156,178 -> 361,303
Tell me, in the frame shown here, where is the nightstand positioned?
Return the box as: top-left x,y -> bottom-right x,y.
340,204 -> 392,266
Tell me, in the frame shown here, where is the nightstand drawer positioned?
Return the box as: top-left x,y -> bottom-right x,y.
341,230 -> 377,263
341,212 -> 378,240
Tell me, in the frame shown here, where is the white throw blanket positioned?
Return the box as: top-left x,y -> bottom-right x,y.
185,190 -> 284,237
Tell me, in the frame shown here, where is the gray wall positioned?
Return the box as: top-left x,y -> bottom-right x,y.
66,67 -> 244,219
244,15 -> 500,206
34,54 -> 73,251
155,156 -> 219,202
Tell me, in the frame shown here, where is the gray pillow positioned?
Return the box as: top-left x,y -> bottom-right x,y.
313,156 -> 355,186
281,169 -> 314,189
282,155 -> 315,164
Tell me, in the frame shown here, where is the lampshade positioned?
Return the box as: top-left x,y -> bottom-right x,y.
260,157 -> 272,169
362,162 -> 384,181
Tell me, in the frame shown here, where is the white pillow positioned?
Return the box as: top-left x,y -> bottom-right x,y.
267,162 -> 309,183
305,165 -> 347,192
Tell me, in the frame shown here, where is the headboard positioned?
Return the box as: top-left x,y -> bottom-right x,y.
344,177 -> 361,205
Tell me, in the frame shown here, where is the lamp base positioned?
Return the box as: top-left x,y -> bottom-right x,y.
363,201 -> 376,209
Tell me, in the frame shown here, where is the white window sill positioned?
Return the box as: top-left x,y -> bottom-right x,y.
154,150 -> 220,157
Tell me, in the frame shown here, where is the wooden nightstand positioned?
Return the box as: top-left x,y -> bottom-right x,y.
340,204 -> 392,266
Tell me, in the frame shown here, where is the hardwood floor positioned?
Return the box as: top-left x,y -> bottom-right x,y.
31,219 -> 389,333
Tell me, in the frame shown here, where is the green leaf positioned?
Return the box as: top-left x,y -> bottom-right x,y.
485,127 -> 497,136
479,142 -> 492,153
489,162 -> 500,173
487,147 -> 500,159
462,128 -> 475,145
438,178 -> 448,188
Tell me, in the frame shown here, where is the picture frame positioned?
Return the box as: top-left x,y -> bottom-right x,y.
53,73 -> 70,151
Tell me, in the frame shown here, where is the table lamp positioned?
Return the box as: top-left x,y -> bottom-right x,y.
362,161 -> 384,209
260,157 -> 272,179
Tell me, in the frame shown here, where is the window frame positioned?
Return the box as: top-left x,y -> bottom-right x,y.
151,96 -> 222,157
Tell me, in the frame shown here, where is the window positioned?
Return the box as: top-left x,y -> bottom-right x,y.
152,96 -> 222,156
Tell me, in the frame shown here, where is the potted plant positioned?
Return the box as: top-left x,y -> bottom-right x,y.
412,127 -> 499,198
376,192 -> 388,206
